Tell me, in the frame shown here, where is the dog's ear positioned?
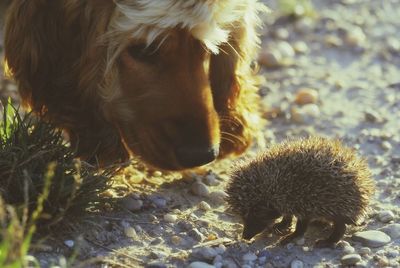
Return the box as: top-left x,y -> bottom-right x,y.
209,22 -> 262,157
4,1 -> 129,166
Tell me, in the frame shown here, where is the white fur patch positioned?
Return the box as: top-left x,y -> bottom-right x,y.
108,0 -> 269,54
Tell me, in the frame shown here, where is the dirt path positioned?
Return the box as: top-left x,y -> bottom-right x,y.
1,0 -> 400,267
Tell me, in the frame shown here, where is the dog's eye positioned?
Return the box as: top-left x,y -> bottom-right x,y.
127,43 -> 160,63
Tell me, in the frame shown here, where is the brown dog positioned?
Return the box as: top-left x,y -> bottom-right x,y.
4,0 -> 267,170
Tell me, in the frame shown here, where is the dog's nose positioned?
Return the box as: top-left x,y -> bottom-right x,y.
176,146 -> 219,168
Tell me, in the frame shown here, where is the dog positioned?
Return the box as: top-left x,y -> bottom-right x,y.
4,0 -> 267,170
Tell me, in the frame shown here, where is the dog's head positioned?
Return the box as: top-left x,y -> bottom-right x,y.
4,0 -> 266,170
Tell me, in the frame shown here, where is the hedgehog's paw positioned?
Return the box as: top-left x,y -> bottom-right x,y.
314,239 -> 336,249
279,234 -> 296,246
273,224 -> 291,236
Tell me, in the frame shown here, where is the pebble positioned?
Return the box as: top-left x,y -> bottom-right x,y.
188,262 -> 214,268
203,174 -> 220,186
188,228 -> 204,242
213,255 -> 223,265
191,182 -> 210,197
324,35 -> 343,47
209,191 -> 228,205
290,259 -> 304,268
242,252 -> 257,262
163,213 -> 178,223
294,88 -> 319,105
291,104 -> 320,124
64,240 -> 74,248
121,197 -> 143,211
358,247 -> 371,255
343,245 -> 356,254
277,41 -> 295,58
364,111 -> 384,123
152,197 -> 167,208
380,141 -> 392,151
336,240 -> 351,249
293,41 -> 308,54
258,49 -> 283,68
352,230 -> 391,248
198,201 -> 212,211
193,247 -> 218,260
150,237 -> 163,245
379,223 -> 400,239
378,210 -> 395,223
341,254 -> 362,266
124,226 -> 137,238
345,26 -> 366,47
296,238 -> 305,246
170,235 -> 182,245
146,261 -> 167,268
274,28 -> 290,40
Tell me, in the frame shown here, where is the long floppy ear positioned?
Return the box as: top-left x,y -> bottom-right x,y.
209,11 -> 265,157
4,0 -> 129,166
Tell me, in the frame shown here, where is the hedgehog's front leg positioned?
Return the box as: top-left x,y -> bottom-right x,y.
273,215 -> 293,236
315,219 -> 346,248
280,218 -> 309,245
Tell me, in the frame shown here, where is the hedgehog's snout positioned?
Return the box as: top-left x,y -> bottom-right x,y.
242,219 -> 268,240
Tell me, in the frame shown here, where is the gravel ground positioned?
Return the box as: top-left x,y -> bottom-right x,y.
1,0 -> 400,267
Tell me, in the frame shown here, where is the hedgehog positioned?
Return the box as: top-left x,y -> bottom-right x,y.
225,136 -> 375,248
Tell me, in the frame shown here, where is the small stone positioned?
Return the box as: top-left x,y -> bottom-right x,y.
121,197 -> 143,211
215,244 -> 226,255
365,111 -> 383,123
385,248 -> 399,258
191,182 -> 210,197
336,240 -> 351,249
213,255 -> 223,265
359,247 -> 371,255
209,191 -> 228,205
352,230 -> 391,248
177,221 -> 194,231
343,245 -> 356,254
163,213 -> 178,223
291,104 -> 320,124
124,227 -> 137,238
170,235 -> 182,245
341,254 -> 362,266
64,240 -> 74,248
258,49 -> 283,68
242,252 -> 257,262
152,197 -> 167,208
146,262 -> 167,268
294,88 -> 319,105
345,27 -> 366,47
203,174 -> 220,186
324,35 -> 343,47
381,141 -> 392,151
277,41 -> 295,58
198,201 -> 211,211
274,28 -> 290,40
293,41 -> 308,54
188,228 -> 204,242
153,171 -> 162,177
150,237 -> 163,245
295,238 -> 305,246
290,259 -> 304,268
193,247 -> 218,260
378,210 -> 395,223
188,262 -> 214,268
379,224 -> 400,239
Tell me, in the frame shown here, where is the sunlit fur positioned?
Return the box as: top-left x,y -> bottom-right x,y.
4,0 -> 267,170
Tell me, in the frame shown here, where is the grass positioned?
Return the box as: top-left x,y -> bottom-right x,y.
0,99 -> 121,266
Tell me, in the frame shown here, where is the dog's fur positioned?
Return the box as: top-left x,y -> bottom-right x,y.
4,0 -> 267,170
